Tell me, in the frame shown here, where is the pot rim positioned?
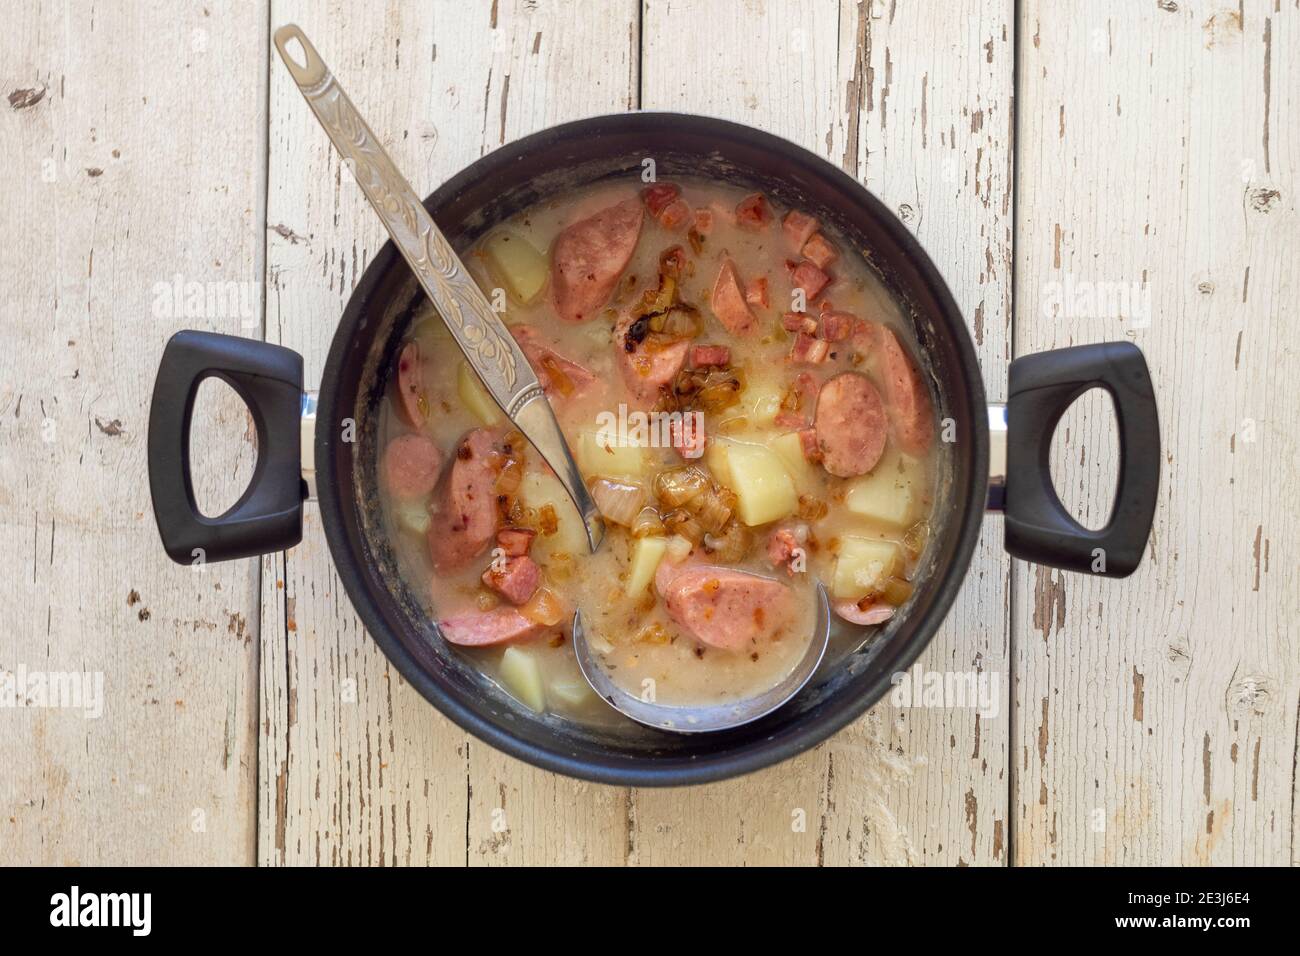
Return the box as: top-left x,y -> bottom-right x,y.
315,110 -> 990,787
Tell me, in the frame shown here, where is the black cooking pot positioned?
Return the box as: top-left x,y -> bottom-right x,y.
147,113 -> 1160,786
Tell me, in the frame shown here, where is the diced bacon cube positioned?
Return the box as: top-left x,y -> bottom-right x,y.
693,208 -> 714,235
496,527 -> 536,557
798,428 -> 822,463
789,332 -> 829,364
659,198 -> 692,231
641,183 -> 680,217
766,522 -> 809,575
782,210 -> 820,251
745,275 -> 769,308
782,311 -> 819,335
818,311 -> 855,342
802,232 -> 838,269
735,192 -> 772,230
691,344 -> 731,367
481,555 -> 542,606
789,260 -> 831,299
669,415 -> 706,459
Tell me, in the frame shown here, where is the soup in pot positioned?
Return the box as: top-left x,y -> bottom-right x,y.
375,178 -> 938,723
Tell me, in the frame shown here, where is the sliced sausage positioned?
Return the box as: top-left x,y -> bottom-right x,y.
509,326 -> 597,400
782,210 -> 819,250
550,198 -> 644,323
382,433 -> 443,500
711,258 -> 757,335
395,340 -> 427,425
481,555 -> 542,606
427,428 -> 501,571
614,314 -> 690,407
833,600 -> 895,626
439,606 -> 544,647
874,325 -> 934,456
657,565 -> 797,652
814,372 -> 887,477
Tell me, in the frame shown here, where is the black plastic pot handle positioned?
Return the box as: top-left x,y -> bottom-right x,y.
148,330 -> 306,565
1004,342 -> 1159,578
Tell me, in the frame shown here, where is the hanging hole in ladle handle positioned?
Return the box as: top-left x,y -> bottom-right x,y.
273,24 -> 327,87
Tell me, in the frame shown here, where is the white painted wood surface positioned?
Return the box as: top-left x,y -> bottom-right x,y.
634,0 -> 1015,865
1013,0 -> 1298,866
1,0 -> 1294,866
0,0 -> 267,864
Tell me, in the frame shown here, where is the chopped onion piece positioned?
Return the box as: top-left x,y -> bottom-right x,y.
590,478 -> 647,527
665,534 -> 695,562
631,505 -> 666,538
654,466 -> 709,507
520,587 -> 565,627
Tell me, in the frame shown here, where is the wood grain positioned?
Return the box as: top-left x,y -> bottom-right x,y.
259,0 -> 639,866
630,0 -> 1015,866
0,0 -> 267,863
4,0 -> 1296,868
1013,0 -> 1299,866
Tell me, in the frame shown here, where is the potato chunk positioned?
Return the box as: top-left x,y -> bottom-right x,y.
832,535 -> 902,601
714,440 -> 797,526
499,646 -> 545,712
767,431 -> 817,491
483,230 -> 548,304
547,676 -> 594,708
844,450 -> 923,528
519,470 -> 588,559
576,427 -> 647,480
625,535 -> 668,598
458,361 -> 504,426
746,378 -> 785,427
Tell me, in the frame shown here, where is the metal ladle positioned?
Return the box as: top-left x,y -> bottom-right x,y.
274,24 -> 830,732
572,584 -> 831,733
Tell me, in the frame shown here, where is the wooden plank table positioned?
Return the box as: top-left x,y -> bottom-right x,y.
2,0 -> 1294,866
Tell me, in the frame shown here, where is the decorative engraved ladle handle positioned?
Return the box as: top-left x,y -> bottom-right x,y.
273,23 -> 603,553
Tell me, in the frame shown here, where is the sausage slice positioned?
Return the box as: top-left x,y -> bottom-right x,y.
510,326 -> 597,400
614,313 -> 690,407
439,607 -> 544,647
814,372 -> 887,477
550,198 -> 644,322
394,341 -> 427,425
381,434 -> 443,500
656,564 -> 797,652
427,429 -> 501,571
874,326 -> 934,455
711,258 -> 757,335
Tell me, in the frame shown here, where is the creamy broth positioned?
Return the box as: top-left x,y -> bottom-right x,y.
376,177 -> 936,724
